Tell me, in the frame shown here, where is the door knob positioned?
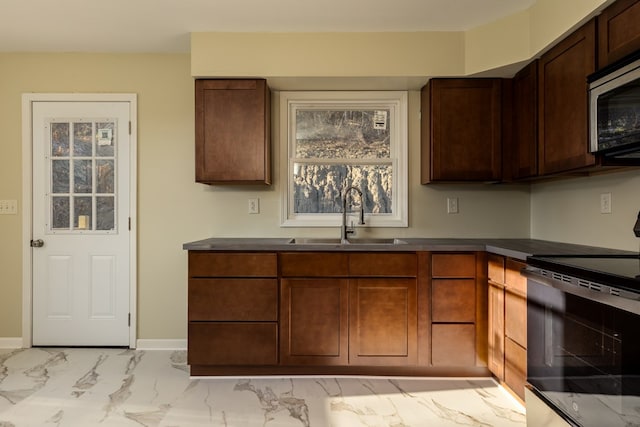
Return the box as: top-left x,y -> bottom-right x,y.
30,239 -> 44,248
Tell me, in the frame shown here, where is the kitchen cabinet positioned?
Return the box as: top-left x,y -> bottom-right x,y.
187,252 -> 278,371
486,254 -> 527,401
430,253 -> 488,367
538,19 -> 597,175
186,247 -> 489,376
487,254 -> 505,381
598,0 -> 640,69
509,60 -> 538,180
279,252 -> 349,365
195,79 -> 271,185
280,252 -> 418,367
421,78 -> 502,183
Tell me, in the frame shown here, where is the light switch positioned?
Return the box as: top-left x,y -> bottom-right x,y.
0,200 -> 18,215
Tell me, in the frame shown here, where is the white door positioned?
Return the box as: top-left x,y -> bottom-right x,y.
31,101 -> 131,346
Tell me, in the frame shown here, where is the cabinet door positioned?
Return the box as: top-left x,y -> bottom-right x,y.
488,283 -> 505,380
280,278 -> 349,365
511,60 -> 539,179
349,278 -> 417,365
598,0 -> 640,68
505,259 -> 527,349
421,79 -> 502,183
538,19 -> 596,175
195,79 -> 271,184
505,337 -> 527,401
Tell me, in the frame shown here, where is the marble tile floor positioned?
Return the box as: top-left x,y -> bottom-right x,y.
0,348 -> 526,427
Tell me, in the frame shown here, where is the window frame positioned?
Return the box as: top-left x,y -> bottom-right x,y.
279,91 -> 408,228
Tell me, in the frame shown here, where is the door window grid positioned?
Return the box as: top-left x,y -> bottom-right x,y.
48,119 -> 117,233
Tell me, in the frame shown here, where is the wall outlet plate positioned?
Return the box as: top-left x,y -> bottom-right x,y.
248,198 -> 260,214
447,197 -> 459,214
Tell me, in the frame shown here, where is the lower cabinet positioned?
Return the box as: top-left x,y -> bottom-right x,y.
349,278 -> 417,365
280,278 -> 349,365
187,250 -> 488,375
430,252 -> 487,367
279,252 -> 418,367
487,254 -> 527,401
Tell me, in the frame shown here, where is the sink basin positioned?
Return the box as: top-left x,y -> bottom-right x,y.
289,238 -> 407,245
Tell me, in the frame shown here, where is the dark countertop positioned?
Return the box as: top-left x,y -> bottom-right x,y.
183,237 -> 637,261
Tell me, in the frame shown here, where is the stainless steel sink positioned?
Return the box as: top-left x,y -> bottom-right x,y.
289,238 -> 407,245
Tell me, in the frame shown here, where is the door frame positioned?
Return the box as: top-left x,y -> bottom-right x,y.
21,93 -> 138,348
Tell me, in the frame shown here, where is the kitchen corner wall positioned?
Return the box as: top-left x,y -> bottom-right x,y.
531,169 -> 640,252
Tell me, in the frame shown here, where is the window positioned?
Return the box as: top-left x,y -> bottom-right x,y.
280,91 -> 408,227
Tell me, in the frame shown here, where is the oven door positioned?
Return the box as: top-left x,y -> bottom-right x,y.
526,271 -> 640,427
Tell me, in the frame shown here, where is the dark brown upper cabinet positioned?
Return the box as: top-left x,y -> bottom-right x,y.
598,0 -> 640,69
195,79 -> 271,185
421,78 -> 502,183
538,19 -> 597,175
510,60 -> 539,180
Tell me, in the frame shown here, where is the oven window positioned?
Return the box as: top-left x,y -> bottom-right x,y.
527,280 -> 640,427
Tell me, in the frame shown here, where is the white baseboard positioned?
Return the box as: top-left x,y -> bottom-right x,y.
0,337 -> 24,349
135,339 -> 187,350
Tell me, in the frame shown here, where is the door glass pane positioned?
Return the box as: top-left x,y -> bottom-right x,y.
96,122 -> 115,157
74,196 -> 92,230
51,122 -> 70,157
73,160 -> 92,193
52,160 -> 70,193
51,196 -> 70,229
96,160 -> 114,193
73,122 -> 93,156
48,118 -> 118,233
97,196 -> 115,230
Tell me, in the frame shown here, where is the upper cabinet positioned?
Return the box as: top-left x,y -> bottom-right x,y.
510,60 -> 539,180
421,78 -> 503,183
598,0 -> 640,69
537,19 -> 597,175
195,79 -> 271,185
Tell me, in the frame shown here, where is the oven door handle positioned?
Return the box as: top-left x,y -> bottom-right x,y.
522,267 -> 640,316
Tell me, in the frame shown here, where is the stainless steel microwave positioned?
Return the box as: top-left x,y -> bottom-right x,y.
589,54 -> 640,159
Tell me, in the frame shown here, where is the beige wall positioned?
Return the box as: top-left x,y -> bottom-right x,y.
0,53 -> 531,341
531,170 -> 640,251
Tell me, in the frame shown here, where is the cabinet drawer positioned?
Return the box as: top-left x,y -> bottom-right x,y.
504,337 -> 527,401
280,252 -> 348,277
432,323 -> 475,366
349,253 -> 417,277
505,259 -> 526,295
488,254 -> 505,284
189,278 -> 278,321
188,322 -> 277,365
432,253 -> 476,278
432,279 -> 476,322
189,252 -> 277,277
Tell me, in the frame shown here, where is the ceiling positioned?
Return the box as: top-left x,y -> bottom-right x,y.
0,0 -> 536,53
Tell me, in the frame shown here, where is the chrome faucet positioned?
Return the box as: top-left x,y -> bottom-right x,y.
341,186 -> 365,243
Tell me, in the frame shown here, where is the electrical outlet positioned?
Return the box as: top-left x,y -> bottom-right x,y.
248,198 -> 260,214
0,200 -> 17,215
447,197 -> 459,214
600,193 -> 612,214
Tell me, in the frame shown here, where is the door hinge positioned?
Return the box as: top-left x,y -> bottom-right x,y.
129,121 -> 131,135
128,313 -> 131,327
128,217 -> 131,231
